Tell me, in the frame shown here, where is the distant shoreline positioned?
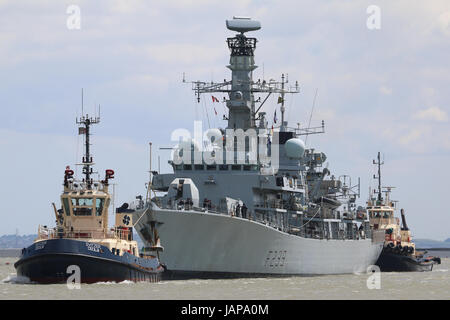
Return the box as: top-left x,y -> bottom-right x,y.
0,248 -> 21,258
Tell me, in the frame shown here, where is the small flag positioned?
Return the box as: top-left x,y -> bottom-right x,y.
78,127 -> 86,135
273,110 -> 277,123
277,96 -> 284,104
212,96 -> 219,103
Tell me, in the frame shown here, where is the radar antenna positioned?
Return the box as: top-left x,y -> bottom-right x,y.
373,152 -> 384,203
184,17 -> 299,130
76,94 -> 100,190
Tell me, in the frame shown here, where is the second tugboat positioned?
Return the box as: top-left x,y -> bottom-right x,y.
14,111 -> 165,283
367,152 -> 441,272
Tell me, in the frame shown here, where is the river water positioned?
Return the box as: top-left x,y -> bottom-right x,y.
0,254 -> 448,300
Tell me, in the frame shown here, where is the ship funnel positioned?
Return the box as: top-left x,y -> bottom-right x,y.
400,208 -> 409,231
226,17 -> 261,33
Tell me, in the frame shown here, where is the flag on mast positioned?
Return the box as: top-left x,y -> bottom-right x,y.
211,96 -> 219,103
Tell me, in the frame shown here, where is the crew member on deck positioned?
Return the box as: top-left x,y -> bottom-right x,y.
242,203 -> 248,219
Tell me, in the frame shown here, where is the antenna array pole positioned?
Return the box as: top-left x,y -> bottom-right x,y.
280,74 -> 286,129
76,96 -> 100,189
373,151 -> 384,202
305,88 -> 318,145
149,142 -> 152,182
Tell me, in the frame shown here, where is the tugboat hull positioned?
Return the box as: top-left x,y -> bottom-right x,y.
376,250 -> 437,272
14,239 -> 163,284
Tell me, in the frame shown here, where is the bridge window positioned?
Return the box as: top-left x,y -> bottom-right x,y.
62,198 -> 71,216
71,198 -> 93,216
194,165 -> 204,170
96,198 -> 105,216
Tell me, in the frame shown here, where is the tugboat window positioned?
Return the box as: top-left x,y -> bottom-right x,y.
95,198 -> 105,216
71,198 -> 93,216
62,198 -> 70,216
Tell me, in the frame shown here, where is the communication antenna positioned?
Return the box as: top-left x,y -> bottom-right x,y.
373,151 -> 384,203
305,88 -> 318,145
76,90 -> 100,190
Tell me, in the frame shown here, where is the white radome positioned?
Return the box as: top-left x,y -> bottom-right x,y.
285,138 -> 306,159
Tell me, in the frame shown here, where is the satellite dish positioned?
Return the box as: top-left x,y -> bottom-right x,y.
226,17 -> 261,33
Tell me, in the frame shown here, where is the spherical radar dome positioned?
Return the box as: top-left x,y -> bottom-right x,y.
284,138 -> 306,159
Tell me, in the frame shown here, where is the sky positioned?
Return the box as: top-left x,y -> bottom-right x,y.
0,0 -> 449,240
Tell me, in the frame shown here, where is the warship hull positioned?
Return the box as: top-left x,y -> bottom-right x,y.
14,239 -> 163,284
135,209 -> 384,277
376,250 -> 439,272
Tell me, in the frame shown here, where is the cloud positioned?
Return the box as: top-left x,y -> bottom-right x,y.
412,106 -> 448,122
379,86 -> 392,95
436,11 -> 450,36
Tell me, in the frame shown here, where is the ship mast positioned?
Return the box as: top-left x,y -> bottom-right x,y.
76,98 -> 100,189
187,17 -> 299,131
373,151 -> 384,203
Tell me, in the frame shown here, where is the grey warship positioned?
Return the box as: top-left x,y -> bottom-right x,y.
131,17 -> 384,277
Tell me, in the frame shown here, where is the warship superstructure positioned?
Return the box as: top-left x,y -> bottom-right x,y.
14,112 -> 164,283
368,152 -> 441,272
131,17 -> 384,277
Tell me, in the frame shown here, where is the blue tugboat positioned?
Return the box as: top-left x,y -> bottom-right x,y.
14,112 -> 165,283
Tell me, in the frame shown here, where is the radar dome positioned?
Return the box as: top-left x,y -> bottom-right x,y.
284,138 -> 306,159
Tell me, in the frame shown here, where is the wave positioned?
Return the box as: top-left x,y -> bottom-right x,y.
93,280 -> 135,285
2,274 -> 34,284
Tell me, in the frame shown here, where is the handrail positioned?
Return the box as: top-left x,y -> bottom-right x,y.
36,225 -> 132,241
144,201 -> 374,242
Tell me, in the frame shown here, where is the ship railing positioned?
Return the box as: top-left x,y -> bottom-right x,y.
156,201 -> 374,242
254,200 -> 285,210
36,225 -> 132,241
